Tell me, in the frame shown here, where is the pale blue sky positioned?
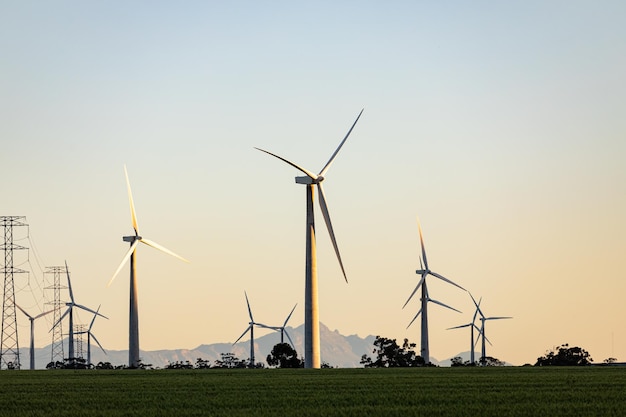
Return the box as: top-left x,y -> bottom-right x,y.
1,1 -> 625,365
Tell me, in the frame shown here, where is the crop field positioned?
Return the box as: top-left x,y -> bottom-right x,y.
1,367 -> 625,416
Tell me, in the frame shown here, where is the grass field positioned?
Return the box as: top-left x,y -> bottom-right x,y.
1,367 -> 625,416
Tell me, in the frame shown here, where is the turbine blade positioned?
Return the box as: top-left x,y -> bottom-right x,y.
124,165 -> 139,234
485,316 -> 513,321
317,183 -> 347,282
254,148 -> 318,179
469,292 -> 482,322
140,238 -> 190,263
429,297 -> 462,314
244,291 -> 254,322
33,309 -> 55,320
108,240 -> 140,287
50,308 -> 70,332
416,216 -> 429,270
430,271 -> 466,291
403,273 -> 426,309
15,304 -> 33,320
283,303 -> 297,327
65,260 -> 74,303
447,323 -> 472,330
89,305 -> 101,330
255,323 -> 274,330
233,326 -> 251,345
284,329 -> 295,348
406,307 -> 422,329
318,108 -> 364,177
91,333 -> 107,355
74,304 -> 108,319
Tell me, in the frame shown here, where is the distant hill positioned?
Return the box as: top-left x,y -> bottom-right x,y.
23,323 -> 376,369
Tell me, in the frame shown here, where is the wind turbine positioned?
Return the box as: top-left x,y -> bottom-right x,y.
52,261 -> 107,363
446,293 -> 483,365
108,165 -> 189,368
75,305 -> 106,367
233,291 -> 268,368
403,217 -> 465,364
255,109 -> 363,368
474,298 -> 512,366
260,303 -> 298,347
15,305 -> 54,370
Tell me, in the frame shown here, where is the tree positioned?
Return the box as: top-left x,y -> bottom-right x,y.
480,356 -> 505,366
214,353 -> 247,369
535,343 -> 592,366
360,336 -> 426,367
267,343 -> 304,368
195,358 -> 211,369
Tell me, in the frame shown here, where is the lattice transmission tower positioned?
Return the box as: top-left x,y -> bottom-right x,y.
0,216 -> 28,370
45,266 -> 66,364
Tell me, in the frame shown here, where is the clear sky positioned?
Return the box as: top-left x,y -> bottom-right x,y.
1,1 -> 625,366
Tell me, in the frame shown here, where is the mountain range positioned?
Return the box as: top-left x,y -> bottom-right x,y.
22,323 -> 377,369
20,323 -> 496,369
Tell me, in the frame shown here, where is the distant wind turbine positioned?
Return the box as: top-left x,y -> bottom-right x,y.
474,298 -> 512,366
259,303 -> 298,347
233,291 -> 268,368
15,305 -> 54,370
75,305 -> 106,367
446,293 -> 483,365
52,261 -> 107,363
255,109 -> 363,368
108,165 -> 189,368
404,217 -> 465,364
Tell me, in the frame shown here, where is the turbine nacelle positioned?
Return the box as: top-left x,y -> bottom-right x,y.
123,235 -> 140,243
295,175 -> 323,185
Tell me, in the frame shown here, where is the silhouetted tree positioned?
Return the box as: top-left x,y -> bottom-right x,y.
535,343 -> 592,366
266,343 -> 304,368
480,356 -> 505,366
214,353 -> 247,369
603,357 -> 617,365
166,360 -> 193,369
195,358 -> 211,369
360,336 -> 426,367
95,361 -> 114,370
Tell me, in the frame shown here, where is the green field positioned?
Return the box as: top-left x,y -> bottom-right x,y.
1,367 -> 625,416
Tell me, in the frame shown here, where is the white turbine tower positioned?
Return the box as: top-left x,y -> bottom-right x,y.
260,303 -> 298,347
474,298 -> 512,366
75,305 -> 106,367
403,217 -> 465,364
233,291 -> 268,368
255,109 -> 363,368
108,165 -> 190,368
53,261 -> 106,363
15,305 -> 54,370
446,293 -> 483,365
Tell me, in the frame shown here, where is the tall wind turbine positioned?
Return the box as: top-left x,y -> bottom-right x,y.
474,299 -> 512,366
404,217 -> 465,364
53,261 -> 106,362
75,305 -> 106,367
255,109 -> 363,368
15,305 -> 54,370
260,303 -> 298,347
446,293 -> 482,365
233,291 -> 268,368
108,165 -> 189,368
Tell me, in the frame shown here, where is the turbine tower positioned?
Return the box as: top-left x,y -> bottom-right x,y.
75,305 -> 106,367
255,109 -> 363,368
53,262 -> 106,363
446,293 -> 482,365
474,298 -> 512,366
15,305 -> 54,370
404,217 -> 465,364
233,291 -> 268,368
108,165 -> 189,368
